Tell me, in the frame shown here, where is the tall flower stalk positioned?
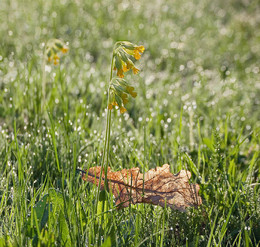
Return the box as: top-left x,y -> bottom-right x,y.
42,39 -> 68,110
97,41 -> 145,195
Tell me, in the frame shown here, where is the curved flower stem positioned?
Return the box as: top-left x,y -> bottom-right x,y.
103,52 -> 114,186
102,91 -> 112,190
95,53 -> 114,209
41,47 -> 46,113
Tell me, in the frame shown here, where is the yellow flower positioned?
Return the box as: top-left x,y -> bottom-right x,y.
132,92 -> 137,97
53,54 -> 60,65
121,93 -> 129,105
126,86 -> 137,98
133,45 -> 145,60
123,64 -> 129,72
136,45 -> 145,53
108,42 -> 144,114
53,55 -> 60,60
122,61 -> 134,73
122,99 -> 128,105
127,62 -> 133,70
117,69 -> 124,78
45,39 -> 68,66
134,50 -> 141,60
120,107 -> 127,114
126,85 -> 134,92
133,67 -> 139,74
61,47 -> 69,53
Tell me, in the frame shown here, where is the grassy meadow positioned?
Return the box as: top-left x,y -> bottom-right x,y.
0,0 -> 259,246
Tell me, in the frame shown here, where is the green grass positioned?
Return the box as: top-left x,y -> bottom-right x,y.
0,0 -> 259,246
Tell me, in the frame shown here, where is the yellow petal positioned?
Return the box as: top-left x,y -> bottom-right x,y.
130,91 -> 137,98
120,107 -> 127,114
62,47 -> 69,53
134,50 -> 141,60
133,67 -> 139,74
117,69 -> 124,78
126,86 -> 134,93
127,62 -> 133,70
137,45 -> 145,53
112,101 -> 118,106
53,54 -> 60,60
123,64 -> 129,72
123,98 -> 129,105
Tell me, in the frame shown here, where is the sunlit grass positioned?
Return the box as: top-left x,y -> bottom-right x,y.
0,0 -> 259,246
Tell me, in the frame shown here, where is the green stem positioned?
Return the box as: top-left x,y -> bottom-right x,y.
103,53 -> 114,187
95,53 -> 114,207
104,109 -> 111,187
42,46 -> 47,113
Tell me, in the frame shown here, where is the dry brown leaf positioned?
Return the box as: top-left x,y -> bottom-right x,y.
82,164 -> 202,212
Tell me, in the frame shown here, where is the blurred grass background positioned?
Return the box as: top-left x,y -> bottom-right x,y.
0,0 -> 259,246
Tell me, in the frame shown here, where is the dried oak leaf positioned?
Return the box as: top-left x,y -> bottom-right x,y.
82,164 -> 202,212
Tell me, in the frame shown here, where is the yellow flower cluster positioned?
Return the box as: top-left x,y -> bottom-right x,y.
108,41 -> 144,114
45,39 -> 68,65
113,41 -> 145,78
108,78 -> 138,114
